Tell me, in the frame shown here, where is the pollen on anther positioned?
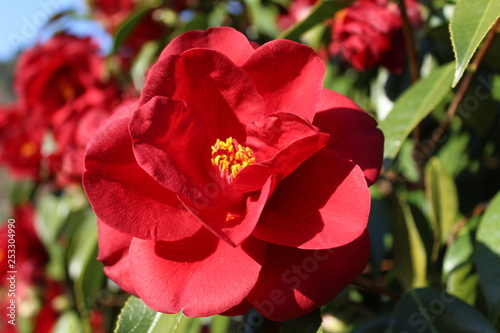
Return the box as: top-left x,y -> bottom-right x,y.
211,137 -> 255,178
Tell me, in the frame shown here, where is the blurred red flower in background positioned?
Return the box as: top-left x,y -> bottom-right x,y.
14,34 -> 118,127
84,27 -> 383,320
0,34 -> 121,185
91,0 -> 135,31
0,105 -> 44,179
329,0 -> 422,73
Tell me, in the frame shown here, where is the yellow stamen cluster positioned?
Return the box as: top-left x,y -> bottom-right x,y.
211,137 -> 255,178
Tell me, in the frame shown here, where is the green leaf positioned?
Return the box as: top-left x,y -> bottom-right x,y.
450,0 -> 500,87
68,212 -> 105,330
443,230 -> 473,279
131,41 -> 160,91
476,191 -> 500,323
52,311 -> 84,333
210,315 -> 231,333
244,0 -> 280,38
388,288 -> 496,333
112,6 -> 152,54
392,195 -> 427,289
278,0 -> 353,41
379,62 -> 455,169
425,157 -> 459,249
115,296 -> 198,333
437,132 -> 470,177
443,227 -> 478,305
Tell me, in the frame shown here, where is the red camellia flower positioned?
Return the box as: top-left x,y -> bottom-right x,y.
92,0 -> 135,31
84,27 -> 383,320
14,34 -> 116,126
0,105 -> 44,179
329,0 -> 421,73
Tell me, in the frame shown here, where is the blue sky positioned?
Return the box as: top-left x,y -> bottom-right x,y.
0,0 -> 111,61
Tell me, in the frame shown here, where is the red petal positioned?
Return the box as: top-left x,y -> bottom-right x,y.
96,219 -> 136,295
235,113 -> 329,193
179,176 -> 274,247
130,96 -> 208,202
314,89 -> 383,186
245,112 -> 320,162
129,230 -> 266,317
247,230 -> 370,321
141,48 -> 265,125
242,39 -> 325,122
221,299 -> 252,316
158,27 -> 255,66
83,106 -> 201,241
253,149 -> 370,249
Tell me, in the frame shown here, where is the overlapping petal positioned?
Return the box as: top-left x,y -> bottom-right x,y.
242,39 -> 325,122
83,103 -> 201,241
129,229 -> 266,317
96,219 -> 136,295
314,89 -> 383,186
253,149 -> 370,249
247,230 -> 370,321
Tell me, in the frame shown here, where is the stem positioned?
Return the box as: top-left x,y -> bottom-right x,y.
422,17 -> 500,156
398,0 -> 424,184
447,202 -> 487,246
398,0 -> 420,83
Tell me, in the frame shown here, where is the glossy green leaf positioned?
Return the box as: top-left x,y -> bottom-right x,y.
476,191 -> 500,322
443,230 -> 473,279
388,288 -> 496,333
278,0 -> 353,41
425,157 -> 459,249
380,62 -> 455,168
115,296 -> 198,333
393,196 -> 427,290
450,0 -> 500,87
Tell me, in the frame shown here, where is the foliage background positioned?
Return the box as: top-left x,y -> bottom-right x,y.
0,0 -> 500,332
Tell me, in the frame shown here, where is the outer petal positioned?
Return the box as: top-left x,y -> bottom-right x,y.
247,230 -> 370,321
253,149 -> 370,249
242,39 -> 325,122
220,299 -> 252,317
96,219 -> 136,295
141,49 -> 265,128
129,230 -> 266,317
314,89 -> 383,186
158,27 -> 256,66
83,103 -> 201,241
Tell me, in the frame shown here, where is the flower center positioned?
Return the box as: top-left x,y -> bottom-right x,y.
211,137 -> 255,179
20,141 -> 37,158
